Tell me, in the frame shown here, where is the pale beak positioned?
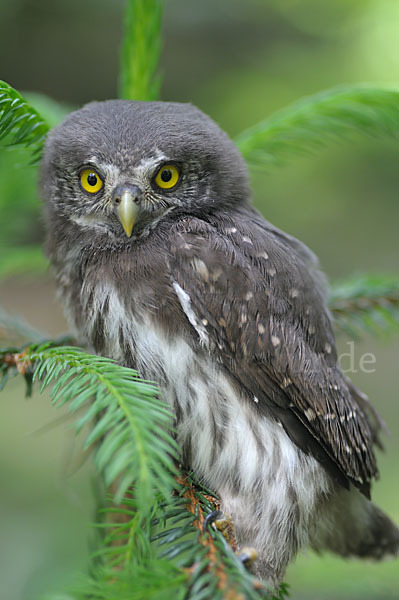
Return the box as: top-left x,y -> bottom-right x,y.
114,190 -> 140,238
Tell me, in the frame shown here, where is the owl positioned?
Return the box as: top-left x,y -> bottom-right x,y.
40,100 -> 399,586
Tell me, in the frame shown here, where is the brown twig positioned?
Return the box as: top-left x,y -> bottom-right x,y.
177,474 -> 246,599
330,292 -> 399,316
1,350 -> 32,374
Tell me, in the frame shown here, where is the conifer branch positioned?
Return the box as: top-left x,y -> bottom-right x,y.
0,80 -> 50,161
80,472 -> 282,599
235,86 -> 399,169
0,338 -> 288,598
0,343 -> 179,511
155,473 -> 278,599
119,0 -> 163,101
329,275 -> 399,337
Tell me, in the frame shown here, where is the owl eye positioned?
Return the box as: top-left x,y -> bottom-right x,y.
79,169 -> 104,194
154,164 -> 180,190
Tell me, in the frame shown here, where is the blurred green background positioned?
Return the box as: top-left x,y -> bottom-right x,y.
0,1 -> 398,598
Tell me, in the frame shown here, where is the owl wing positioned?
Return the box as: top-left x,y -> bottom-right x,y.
167,213 -> 378,497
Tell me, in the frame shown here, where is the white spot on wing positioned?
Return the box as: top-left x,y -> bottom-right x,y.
172,281 -> 209,347
324,413 -> 336,421
305,407 -> 316,421
242,236 -> 253,244
281,376 -> 292,388
271,335 -> 281,347
192,258 -> 209,281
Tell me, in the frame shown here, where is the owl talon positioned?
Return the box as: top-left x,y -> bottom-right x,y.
237,546 -> 258,568
202,509 -> 224,533
203,510 -> 238,551
203,511 -> 258,568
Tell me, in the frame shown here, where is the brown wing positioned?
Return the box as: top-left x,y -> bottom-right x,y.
167,211 -> 379,496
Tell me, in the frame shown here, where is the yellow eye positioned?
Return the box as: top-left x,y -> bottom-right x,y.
154,164 -> 180,190
79,169 -> 104,194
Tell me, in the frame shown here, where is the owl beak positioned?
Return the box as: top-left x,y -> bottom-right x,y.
113,187 -> 141,237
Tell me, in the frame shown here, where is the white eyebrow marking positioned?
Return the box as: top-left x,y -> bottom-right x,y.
134,149 -> 168,173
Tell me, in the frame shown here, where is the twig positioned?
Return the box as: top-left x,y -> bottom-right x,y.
177,474 -> 247,599
330,292 -> 399,316
1,350 -> 32,374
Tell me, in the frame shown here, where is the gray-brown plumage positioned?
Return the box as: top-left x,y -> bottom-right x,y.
40,100 -> 399,585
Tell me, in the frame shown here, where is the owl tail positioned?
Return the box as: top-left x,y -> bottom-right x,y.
310,487 -> 399,560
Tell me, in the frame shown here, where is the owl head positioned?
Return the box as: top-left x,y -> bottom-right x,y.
40,100 -> 250,247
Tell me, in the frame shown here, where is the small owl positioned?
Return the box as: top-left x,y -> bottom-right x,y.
40,100 -> 399,585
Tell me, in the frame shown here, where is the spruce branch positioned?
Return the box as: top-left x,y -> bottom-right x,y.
154,474 -> 279,600
0,80 -> 50,161
329,275 -> 399,337
119,0 -> 163,101
73,502 -> 188,600
0,343 -> 179,510
235,86 -> 399,169
74,561 -> 187,600
0,340 -> 288,598
83,473 -> 282,600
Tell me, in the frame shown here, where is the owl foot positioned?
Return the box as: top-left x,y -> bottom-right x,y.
203,510 -> 259,570
203,509 -> 237,550
237,546 -> 258,567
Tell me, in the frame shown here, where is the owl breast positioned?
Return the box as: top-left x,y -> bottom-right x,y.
55,261 -> 332,578
78,277 -> 330,512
